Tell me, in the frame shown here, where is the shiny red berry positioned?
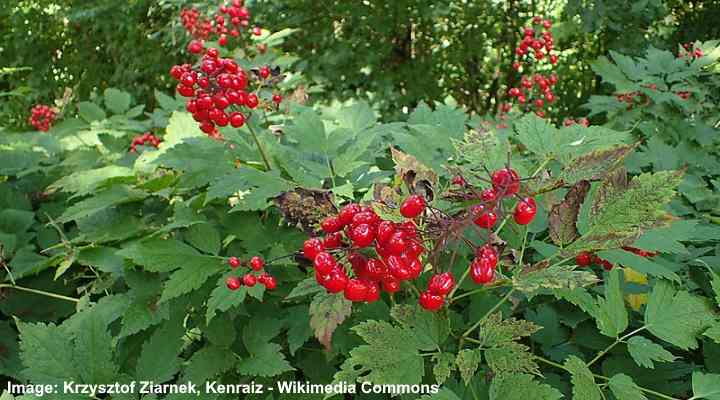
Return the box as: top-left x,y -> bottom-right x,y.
428,272 -> 455,296
365,281 -> 380,303
258,273 -> 277,290
338,203 -> 362,226
470,260 -> 495,284
324,269 -> 348,293
400,195 -> 426,218
344,279 -> 369,302
242,274 -> 257,287
491,168 -> 521,196
303,238 -> 324,260
381,275 -> 401,293
513,197 -> 537,225
350,223 -> 376,248
249,256 -> 264,271
419,291 -> 445,311
313,251 -> 337,275
321,216 -> 342,233
575,251 -> 593,267
228,256 -> 241,269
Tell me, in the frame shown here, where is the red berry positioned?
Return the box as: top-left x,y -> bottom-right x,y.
470,259 -> 495,284
508,87 -> 521,97
376,220 -> 396,244
385,232 -> 407,255
428,272 -> 455,296
344,279 -> 369,302
228,256 -> 241,269
338,203 -> 362,226
272,94 -> 282,104
400,194 -> 426,218
365,258 -> 387,281
491,168 -> 521,196
576,251 -> 593,267
259,66 -> 271,79
386,255 -> 412,280
242,274 -> 257,287
365,281 -> 380,303
321,216 -> 342,233
513,197 -> 537,225
226,276 -> 242,290
313,252 -> 337,275
252,26 -> 262,36
324,269 -> 348,293
473,205 -> 497,229
381,276 -> 401,293
258,273 -> 277,290
229,112 -> 245,128
419,291 -> 444,311
303,238 -> 324,260
322,232 -> 344,249
246,93 -> 259,108
481,188 -> 497,202
250,256 -> 264,271
350,223 -> 376,248
452,176 -> 466,186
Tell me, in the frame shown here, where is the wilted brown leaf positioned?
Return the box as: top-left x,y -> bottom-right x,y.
549,180 -> 591,246
274,187 -> 336,234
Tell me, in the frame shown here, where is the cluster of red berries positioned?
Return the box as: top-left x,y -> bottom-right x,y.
180,0 -> 259,50
28,104 -> 56,132
504,17 -> 559,118
129,132 -> 162,153
225,255 -> 277,291
562,117 -> 590,127
575,247 -> 655,272
419,272 -> 456,311
678,43 -> 704,60
302,196 -> 428,305
169,47 -> 282,139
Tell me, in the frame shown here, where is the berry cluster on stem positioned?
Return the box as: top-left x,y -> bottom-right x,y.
28,104 -> 56,132
225,255 -> 277,291
129,132 -> 162,153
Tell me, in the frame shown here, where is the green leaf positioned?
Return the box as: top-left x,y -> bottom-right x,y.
692,372 -> 720,400
591,56 -> 635,92
609,374 -> 648,400
73,306 -> 118,383
574,170 -> 683,250
485,341 -> 539,376
489,373 -> 563,400
104,88 -> 132,114
626,336 -> 676,368
477,312 -> 541,347
155,89 -> 181,111
704,322 -> 720,344
559,144 -> 637,185
48,166 -> 134,198
390,304 -> 448,351
592,268 -> 628,338
421,388 -> 462,400
236,319 -> 294,377
710,269 -> 720,307
16,320 -> 77,384
159,260 -> 224,303
135,319 -> 184,383
207,168 -> 293,211
182,345 -> 235,384
334,320 -> 424,385
184,223 -> 221,255
633,220 -> 698,255
565,355 -> 603,400
57,185 -> 147,223
512,265 -> 599,295
285,306 -> 313,355
455,349 -> 481,385
598,250 -> 680,282
644,281 -> 716,350
285,277 -> 324,300
118,238 -> 200,273
309,291 -> 352,350
77,101 -> 107,122
432,353 -> 455,385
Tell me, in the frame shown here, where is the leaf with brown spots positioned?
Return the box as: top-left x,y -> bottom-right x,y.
560,143 -> 638,185
391,147 -> 437,195
549,180 -> 591,246
274,188 -> 336,234
308,291 -> 352,350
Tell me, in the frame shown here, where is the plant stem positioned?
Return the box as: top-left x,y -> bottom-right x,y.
531,158 -> 552,178
461,288 -> 515,339
246,120 -> 272,171
448,264 -> 471,300
587,326 -> 647,367
0,284 -> 81,303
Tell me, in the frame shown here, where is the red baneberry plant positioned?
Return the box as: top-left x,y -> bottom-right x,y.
27,104 -> 56,132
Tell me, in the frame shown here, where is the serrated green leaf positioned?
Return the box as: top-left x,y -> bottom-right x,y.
285,277 -> 324,300
591,56 -> 635,91
159,261 -> 224,303
334,320 -> 424,385
477,312 -> 541,347
182,345 -> 235,384
485,342 -> 539,376
16,320 -> 77,384
455,349 -> 481,385
626,336 -> 676,368
236,320 -> 294,377
575,171 -> 683,249
512,265 -> 599,295
645,281 -> 716,350
592,268 -> 628,338
489,373 -> 563,400
433,353 -> 455,385
135,319 -> 184,383
559,144 -> 637,185
599,249 -> 680,282
285,306 -> 313,355
633,220 -> 698,255
77,101 -> 106,122
390,304 -> 448,351
73,306 -> 118,383
692,372 -> 720,400
207,168 -> 293,211
609,374 -> 648,400
704,322 -> 720,344
206,273 -> 264,322
184,223 -> 221,255
118,238 -> 200,273
565,355 -> 603,400
57,185 -> 147,223
309,291 -> 352,350
104,88 -> 132,114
